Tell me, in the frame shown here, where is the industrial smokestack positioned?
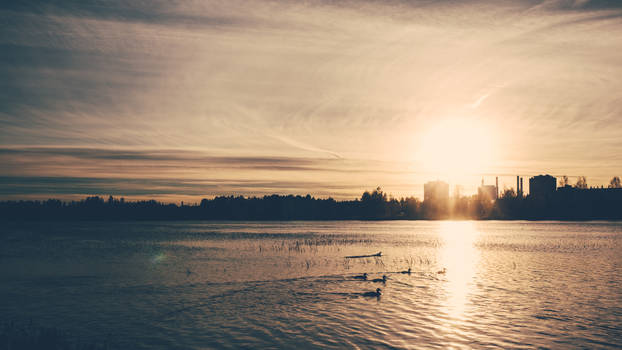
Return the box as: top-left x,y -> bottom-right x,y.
517,176 -> 519,196
496,176 -> 499,199
520,177 -> 524,197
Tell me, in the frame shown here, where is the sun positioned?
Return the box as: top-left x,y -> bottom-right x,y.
417,118 -> 496,179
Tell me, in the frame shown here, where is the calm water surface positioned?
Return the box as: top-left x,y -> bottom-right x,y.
1,221 -> 620,349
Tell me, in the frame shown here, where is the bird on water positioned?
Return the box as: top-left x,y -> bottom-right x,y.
353,273 -> 368,280
362,288 -> 382,298
371,275 -> 387,283
400,268 -> 411,274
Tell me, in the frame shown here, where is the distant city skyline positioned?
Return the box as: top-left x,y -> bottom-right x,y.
2,1 -> 622,202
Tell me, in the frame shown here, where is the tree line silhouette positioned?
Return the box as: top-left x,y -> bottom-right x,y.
1,185 -> 621,221
0,188 -> 412,221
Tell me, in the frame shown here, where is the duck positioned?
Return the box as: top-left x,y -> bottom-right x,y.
353,273 -> 368,280
437,267 -> 446,274
400,268 -> 411,274
362,288 -> 382,298
371,275 -> 387,283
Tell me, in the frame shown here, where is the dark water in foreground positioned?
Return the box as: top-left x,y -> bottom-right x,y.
1,221 -> 620,349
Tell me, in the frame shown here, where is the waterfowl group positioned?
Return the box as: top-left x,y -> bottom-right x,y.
351,266 -> 446,299
354,273 -> 383,298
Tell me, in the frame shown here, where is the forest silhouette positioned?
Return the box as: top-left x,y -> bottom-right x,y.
1,185 -> 621,221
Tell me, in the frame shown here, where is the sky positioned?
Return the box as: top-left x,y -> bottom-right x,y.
1,0 -> 622,202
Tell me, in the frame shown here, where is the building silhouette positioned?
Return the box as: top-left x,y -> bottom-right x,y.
529,175 -> 556,198
478,177 -> 498,201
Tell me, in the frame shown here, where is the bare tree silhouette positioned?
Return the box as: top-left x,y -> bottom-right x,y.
575,176 -> 588,189
559,175 -> 569,187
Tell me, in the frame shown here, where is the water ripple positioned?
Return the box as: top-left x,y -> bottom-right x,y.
1,221 -> 620,348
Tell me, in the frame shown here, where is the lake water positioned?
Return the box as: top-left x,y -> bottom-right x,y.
0,221 -> 620,349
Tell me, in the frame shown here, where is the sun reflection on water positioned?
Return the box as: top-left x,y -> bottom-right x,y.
438,221 -> 480,320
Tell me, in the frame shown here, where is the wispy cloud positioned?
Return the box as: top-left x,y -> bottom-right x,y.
1,0 -> 622,199
0,146 -> 426,199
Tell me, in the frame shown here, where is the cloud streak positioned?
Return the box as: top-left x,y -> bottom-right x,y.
0,175 -> 365,197
1,0 -> 622,200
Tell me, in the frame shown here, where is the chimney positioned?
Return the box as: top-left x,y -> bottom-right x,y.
517,176 -> 519,196
496,176 -> 499,198
520,177 -> 524,197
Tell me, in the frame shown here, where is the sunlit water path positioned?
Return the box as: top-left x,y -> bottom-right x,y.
1,221 -> 620,348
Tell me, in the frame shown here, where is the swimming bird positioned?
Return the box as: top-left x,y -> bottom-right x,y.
353,273 -> 368,280
437,268 -> 446,274
362,288 -> 382,298
400,268 -> 411,274
371,275 -> 387,283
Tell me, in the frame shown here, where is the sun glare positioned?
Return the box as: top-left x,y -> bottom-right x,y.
438,221 -> 480,320
418,119 -> 496,180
